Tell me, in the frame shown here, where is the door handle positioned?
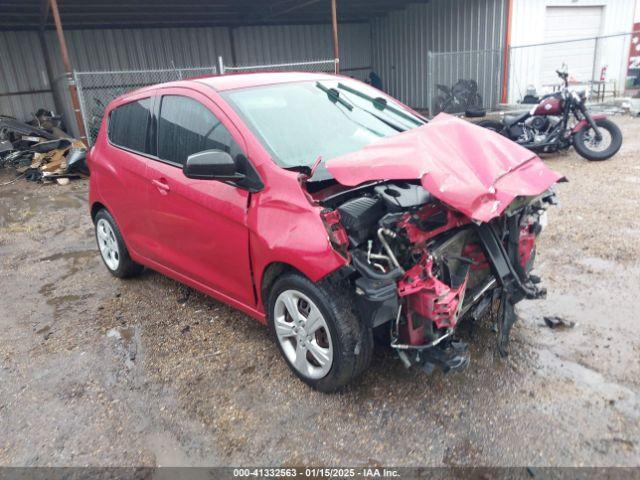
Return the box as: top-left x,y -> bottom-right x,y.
151,178 -> 170,194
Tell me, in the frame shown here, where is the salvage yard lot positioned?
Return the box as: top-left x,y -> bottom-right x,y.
0,116 -> 639,467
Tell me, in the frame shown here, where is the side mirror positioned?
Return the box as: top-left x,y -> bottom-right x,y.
183,149 -> 243,181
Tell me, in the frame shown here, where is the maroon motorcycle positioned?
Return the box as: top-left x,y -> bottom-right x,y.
478,70 -> 622,161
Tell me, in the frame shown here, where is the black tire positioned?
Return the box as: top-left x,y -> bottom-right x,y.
94,209 -> 144,279
573,118 -> 623,161
267,272 -> 373,392
477,119 -> 506,134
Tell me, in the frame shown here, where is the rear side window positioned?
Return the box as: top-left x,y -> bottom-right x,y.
108,98 -> 152,153
157,95 -> 242,166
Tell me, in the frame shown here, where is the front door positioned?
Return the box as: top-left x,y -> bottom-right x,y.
144,89 -> 255,307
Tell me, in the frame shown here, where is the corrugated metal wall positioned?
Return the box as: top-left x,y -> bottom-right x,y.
371,0 -> 507,109
0,22 -> 371,133
232,23 -> 370,75
1,2 -> 508,131
0,30 -> 55,124
44,27 -> 233,76
41,26 -> 234,135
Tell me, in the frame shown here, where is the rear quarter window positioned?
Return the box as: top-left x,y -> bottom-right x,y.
108,98 -> 152,153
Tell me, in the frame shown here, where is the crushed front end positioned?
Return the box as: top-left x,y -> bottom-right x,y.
318,181 -> 555,373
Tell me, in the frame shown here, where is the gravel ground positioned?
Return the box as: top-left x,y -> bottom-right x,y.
0,116 -> 638,468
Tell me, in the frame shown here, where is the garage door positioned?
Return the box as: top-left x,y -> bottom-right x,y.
541,6 -> 603,84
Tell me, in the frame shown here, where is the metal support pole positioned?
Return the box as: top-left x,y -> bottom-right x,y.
500,0 -> 513,104
48,0 -> 87,142
330,0 -> 340,73
217,56 -> 226,75
426,51 -> 434,116
591,36 -> 599,84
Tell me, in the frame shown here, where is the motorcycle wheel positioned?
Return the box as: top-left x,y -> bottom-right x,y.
573,118 -> 622,161
476,120 -> 506,135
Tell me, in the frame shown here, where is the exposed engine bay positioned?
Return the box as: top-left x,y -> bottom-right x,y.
319,181 -> 554,373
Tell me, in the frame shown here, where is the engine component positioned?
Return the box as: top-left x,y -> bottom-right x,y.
519,224 -> 537,271
320,209 -> 349,257
397,255 -> 470,345
374,182 -> 431,212
336,196 -> 384,246
397,204 -> 468,247
526,115 -> 550,132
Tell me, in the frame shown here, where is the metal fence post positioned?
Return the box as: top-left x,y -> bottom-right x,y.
73,71 -> 91,145
501,46 -> 510,105
426,51 -> 434,116
218,56 -> 226,75
591,36 -> 599,84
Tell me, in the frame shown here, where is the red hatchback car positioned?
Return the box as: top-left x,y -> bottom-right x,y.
89,72 -> 562,391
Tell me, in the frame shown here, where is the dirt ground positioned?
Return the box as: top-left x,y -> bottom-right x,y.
0,116 -> 639,468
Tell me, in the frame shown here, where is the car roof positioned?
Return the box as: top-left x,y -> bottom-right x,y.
198,71 -> 338,91
119,72 -> 339,100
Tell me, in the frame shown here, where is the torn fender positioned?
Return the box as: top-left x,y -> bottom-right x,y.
325,113 -> 564,223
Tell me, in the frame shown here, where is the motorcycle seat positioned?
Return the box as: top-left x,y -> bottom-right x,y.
503,111 -> 529,127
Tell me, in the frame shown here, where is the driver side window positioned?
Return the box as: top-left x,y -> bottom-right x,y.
157,95 -> 242,166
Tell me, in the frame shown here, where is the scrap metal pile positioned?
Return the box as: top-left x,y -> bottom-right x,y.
0,110 -> 88,185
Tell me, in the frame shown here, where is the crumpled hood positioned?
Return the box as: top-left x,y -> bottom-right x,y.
325,113 -> 563,222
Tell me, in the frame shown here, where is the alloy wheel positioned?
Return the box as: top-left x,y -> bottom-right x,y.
273,289 -> 333,379
96,218 -> 120,271
584,127 -> 612,152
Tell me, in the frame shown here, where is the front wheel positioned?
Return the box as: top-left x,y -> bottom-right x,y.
268,273 -> 373,392
573,118 -> 622,161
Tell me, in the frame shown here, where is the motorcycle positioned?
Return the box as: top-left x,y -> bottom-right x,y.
477,70 -> 622,161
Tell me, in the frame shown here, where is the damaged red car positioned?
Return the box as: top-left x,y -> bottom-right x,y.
89,72 -> 562,391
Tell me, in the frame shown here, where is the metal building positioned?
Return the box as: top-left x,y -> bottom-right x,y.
0,0 -> 512,138
508,0 -> 637,103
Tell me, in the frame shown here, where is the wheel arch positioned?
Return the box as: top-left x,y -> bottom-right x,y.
260,262 -> 307,313
90,201 -> 107,223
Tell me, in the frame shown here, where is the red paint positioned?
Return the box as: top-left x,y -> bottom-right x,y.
89,74 -> 349,323
533,95 -> 563,116
571,113 -> 607,133
320,208 -> 349,258
396,203 -> 469,247
462,243 -> 490,271
397,256 -> 468,344
89,74 -> 561,331
326,113 -> 563,223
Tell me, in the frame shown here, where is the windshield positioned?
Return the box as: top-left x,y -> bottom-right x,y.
222,79 -> 425,174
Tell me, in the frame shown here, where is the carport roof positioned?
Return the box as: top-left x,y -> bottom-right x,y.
2,0 -> 429,30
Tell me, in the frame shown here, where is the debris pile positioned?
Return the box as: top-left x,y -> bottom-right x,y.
0,112 -> 88,185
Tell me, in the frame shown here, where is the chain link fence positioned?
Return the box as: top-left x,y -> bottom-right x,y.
507,32 -> 634,105
75,66 -> 218,145
426,49 -> 503,116
75,58 -> 339,145
425,31 -> 636,117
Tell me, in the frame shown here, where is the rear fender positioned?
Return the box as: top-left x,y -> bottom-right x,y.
571,113 -> 607,133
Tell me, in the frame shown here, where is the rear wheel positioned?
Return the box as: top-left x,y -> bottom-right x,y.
268,273 -> 372,392
477,119 -> 506,134
573,118 -> 622,161
94,209 -> 143,278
